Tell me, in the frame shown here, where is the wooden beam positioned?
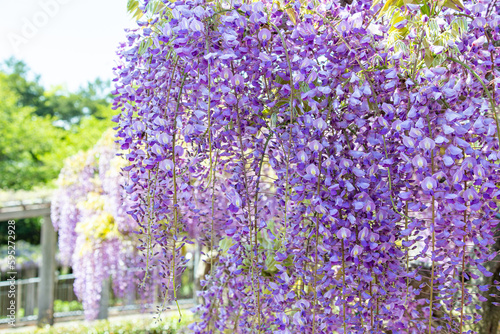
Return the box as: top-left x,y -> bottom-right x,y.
0,204 -> 51,221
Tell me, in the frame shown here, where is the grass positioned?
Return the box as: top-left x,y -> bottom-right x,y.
8,312 -> 194,334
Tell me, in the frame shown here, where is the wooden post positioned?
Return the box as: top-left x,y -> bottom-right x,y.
97,277 -> 110,320
193,244 -> 201,304
26,268 -> 36,316
125,277 -> 136,306
37,214 -> 56,327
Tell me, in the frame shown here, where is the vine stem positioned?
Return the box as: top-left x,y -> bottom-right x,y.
269,22 -> 294,243
312,152 -> 322,333
141,55 -> 155,290
427,116 -> 435,334
370,279 -> 373,328
382,136 -> 411,221
252,132 -> 273,332
205,35 -> 218,332
428,195 -> 435,334
312,107 -> 332,333
232,69 -> 261,333
460,207 -> 467,333
341,239 -> 346,333
162,70 -> 187,318
205,36 -> 216,278
459,173 -> 468,333
404,204 -> 409,303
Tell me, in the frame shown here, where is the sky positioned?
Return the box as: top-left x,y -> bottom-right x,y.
0,0 -> 137,91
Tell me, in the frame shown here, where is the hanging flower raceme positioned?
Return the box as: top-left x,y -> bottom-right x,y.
51,130 -> 164,320
113,0 -> 500,332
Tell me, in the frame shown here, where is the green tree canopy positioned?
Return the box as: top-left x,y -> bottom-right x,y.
0,60 -> 115,190
0,58 -> 111,124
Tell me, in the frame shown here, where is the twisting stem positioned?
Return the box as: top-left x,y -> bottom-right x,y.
312,107 -> 332,332
370,279 -> 373,328
404,203 -> 410,302
382,136 -> 411,221
411,31 -> 425,81
142,168 -> 153,288
269,22 -> 294,123
460,211 -> 467,333
141,55 -> 155,289
428,195 -> 436,334
164,56 -> 179,116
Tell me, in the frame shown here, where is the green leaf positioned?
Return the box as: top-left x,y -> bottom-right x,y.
424,47 -> 434,67
271,112 -> 277,128
127,0 -> 143,20
219,237 -> 235,255
387,10 -> 409,39
138,38 -> 153,55
420,3 -> 431,15
443,0 -> 464,11
377,0 -> 405,18
285,7 -> 298,25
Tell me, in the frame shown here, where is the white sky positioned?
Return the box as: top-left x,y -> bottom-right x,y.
0,0 -> 137,91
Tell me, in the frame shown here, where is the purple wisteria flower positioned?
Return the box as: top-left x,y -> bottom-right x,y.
421,176 -> 437,192
258,28 -> 271,41
337,227 -> 351,240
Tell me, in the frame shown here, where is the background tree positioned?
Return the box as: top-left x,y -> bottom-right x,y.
0,60 -> 115,190
0,58 -> 110,124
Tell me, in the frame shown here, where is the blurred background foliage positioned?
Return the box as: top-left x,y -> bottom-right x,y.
0,57 -> 116,250
0,57 -> 115,191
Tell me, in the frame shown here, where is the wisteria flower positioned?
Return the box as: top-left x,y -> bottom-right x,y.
231,74 -> 244,87
221,68 -> 233,81
337,227 -> 351,240
351,244 -> 363,257
159,159 -> 174,172
309,140 -> 322,152
297,151 -> 308,163
412,155 -> 427,169
419,137 -> 436,151
258,28 -> 271,41
463,188 -> 478,202
421,176 -> 437,192
305,164 -> 320,178
313,118 -> 327,131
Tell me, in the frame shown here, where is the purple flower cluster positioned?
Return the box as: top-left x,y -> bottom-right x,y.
113,0 -> 500,332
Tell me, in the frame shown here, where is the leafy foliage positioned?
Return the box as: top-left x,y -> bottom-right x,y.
1,58 -> 110,124
0,61 -> 115,190
0,218 -> 41,245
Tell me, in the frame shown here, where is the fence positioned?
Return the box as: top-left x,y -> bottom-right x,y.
0,274 -> 77,323
0,199 -> 196,327
0,265 -> 195,325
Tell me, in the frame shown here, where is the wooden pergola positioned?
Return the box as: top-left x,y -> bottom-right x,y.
0,200 -> 56,327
